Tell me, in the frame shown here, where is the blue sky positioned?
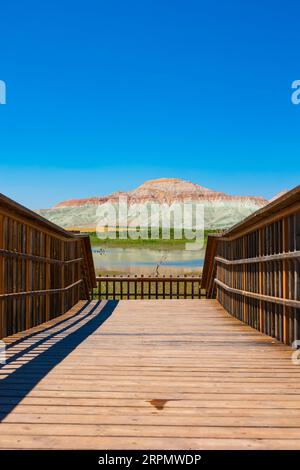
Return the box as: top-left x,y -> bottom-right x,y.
0,0 -> 299,208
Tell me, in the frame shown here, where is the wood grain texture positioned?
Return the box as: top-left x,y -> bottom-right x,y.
1,299 -> 300,450
0,194 -> 96,338
203,198 -> 300,346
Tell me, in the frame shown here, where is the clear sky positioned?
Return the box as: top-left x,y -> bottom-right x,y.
0,0 -> 299,208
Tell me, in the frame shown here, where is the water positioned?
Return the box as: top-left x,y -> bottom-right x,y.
92,246 -> 204,276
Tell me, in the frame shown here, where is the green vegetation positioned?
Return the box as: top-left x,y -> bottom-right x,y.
89,229 -> 219,249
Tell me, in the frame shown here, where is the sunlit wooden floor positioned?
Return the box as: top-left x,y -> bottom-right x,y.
1,299 -> 300,449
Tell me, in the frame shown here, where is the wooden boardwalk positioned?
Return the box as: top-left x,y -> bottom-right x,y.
1,299 -> 300,449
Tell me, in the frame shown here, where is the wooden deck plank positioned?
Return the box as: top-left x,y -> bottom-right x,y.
1,299 -> 300,450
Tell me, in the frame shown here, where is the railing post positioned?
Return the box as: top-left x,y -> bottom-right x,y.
259,228 -> 263,333
45,233 -> 51,321
283,217 -> 289,344
25,225 -> 32,330
0,214 -> 4,338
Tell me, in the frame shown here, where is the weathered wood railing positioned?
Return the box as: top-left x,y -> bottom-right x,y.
0,193 -> 96,338
92,275 -> 203,300
201,186 -> 300,345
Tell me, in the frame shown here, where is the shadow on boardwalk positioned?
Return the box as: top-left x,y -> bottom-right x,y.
0,300 -> 118,421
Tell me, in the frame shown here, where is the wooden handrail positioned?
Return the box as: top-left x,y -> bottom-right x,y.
0,248 -> 83,264
215,251 -> 300,265
201,185 -> 300,345
93,275 -> 204,300
214,278 -> 300,309
0,279 -> 83,299
96,275 -> 202,282
0,193 -> 96,338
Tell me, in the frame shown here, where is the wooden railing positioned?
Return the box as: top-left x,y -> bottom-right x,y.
201,185 -> 300,345
92,275 -> 204,300
0,193 -> 96,338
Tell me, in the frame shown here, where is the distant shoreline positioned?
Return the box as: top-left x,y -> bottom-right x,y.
88,229 -> 218,249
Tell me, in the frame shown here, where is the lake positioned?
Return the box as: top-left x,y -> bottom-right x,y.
92,245 -> 204,276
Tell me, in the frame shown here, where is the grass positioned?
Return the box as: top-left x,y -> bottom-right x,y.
89,229 -> 219,248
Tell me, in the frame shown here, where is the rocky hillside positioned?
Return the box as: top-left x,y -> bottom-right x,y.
36,178 -> 267,230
